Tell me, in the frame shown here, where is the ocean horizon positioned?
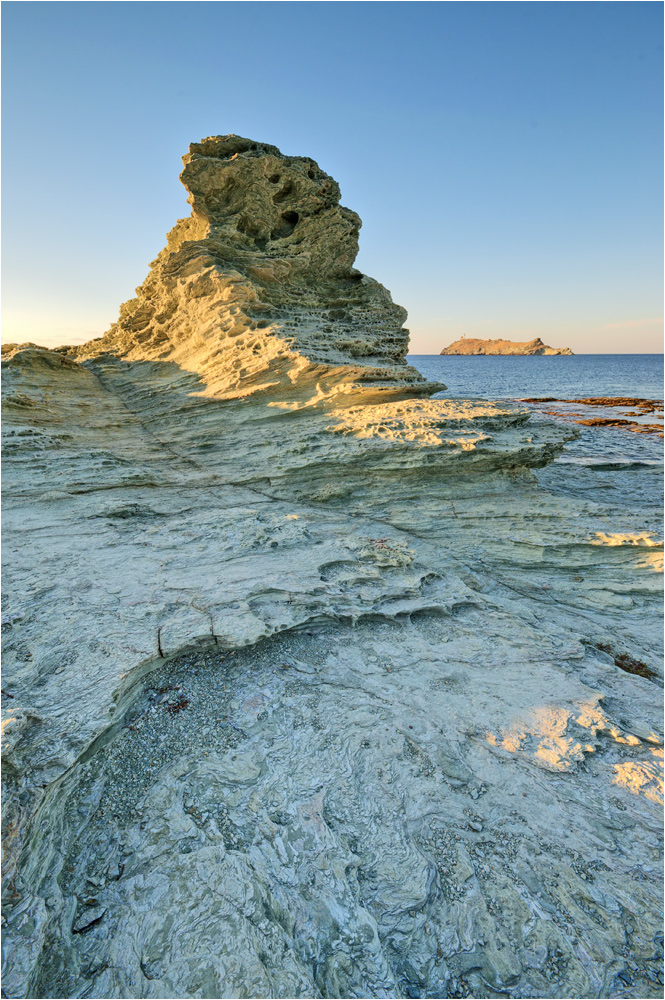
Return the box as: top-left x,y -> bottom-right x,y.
409,352 -> 664,401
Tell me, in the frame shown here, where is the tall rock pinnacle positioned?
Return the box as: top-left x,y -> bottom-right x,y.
71,135 -> 437,399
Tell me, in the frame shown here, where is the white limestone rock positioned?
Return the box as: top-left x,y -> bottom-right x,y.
2,137 -> 661,1000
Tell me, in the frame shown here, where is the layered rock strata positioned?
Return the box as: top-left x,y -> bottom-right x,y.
441,337 -> 574,356
65,133 -> 439,400
2,137 -> 662,1000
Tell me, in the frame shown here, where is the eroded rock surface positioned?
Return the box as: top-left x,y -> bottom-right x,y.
2,136 -> 662,999
64,133 -> 436,396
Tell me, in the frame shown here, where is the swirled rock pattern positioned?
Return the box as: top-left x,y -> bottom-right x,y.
2,137 -> 662,1000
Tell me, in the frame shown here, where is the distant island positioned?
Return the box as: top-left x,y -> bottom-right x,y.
440,337 -> 574,356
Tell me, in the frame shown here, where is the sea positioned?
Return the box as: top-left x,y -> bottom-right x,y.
409,354 -> 664,469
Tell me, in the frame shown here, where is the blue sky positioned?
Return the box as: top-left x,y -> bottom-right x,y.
2,1 -> 663,353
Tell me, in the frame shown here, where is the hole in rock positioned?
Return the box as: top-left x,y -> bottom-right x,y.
269,174 -> 280,183
272,181 -> 294,204
270,211 -> 299,240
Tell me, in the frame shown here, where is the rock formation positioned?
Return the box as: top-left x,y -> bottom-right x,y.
521,397 -> 665,437
66,133 -> 437,399
2,137 -> 662,1000
441,337 -> 574,355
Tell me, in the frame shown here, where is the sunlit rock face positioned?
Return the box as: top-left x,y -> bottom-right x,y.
2,138 -> 663,1000
67,134 -> 433,399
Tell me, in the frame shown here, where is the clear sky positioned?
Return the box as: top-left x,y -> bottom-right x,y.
2,1 -> 663,353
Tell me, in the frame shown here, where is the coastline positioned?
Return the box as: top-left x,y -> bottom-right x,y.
2,142 -> 662,1000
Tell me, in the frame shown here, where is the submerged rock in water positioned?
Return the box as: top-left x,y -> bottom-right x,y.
519,396 -> 665,438
2,136 -> 662,1000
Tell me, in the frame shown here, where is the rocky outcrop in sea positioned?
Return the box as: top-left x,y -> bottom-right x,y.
2,136 -> 662,1000
441,337 -> 574,355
